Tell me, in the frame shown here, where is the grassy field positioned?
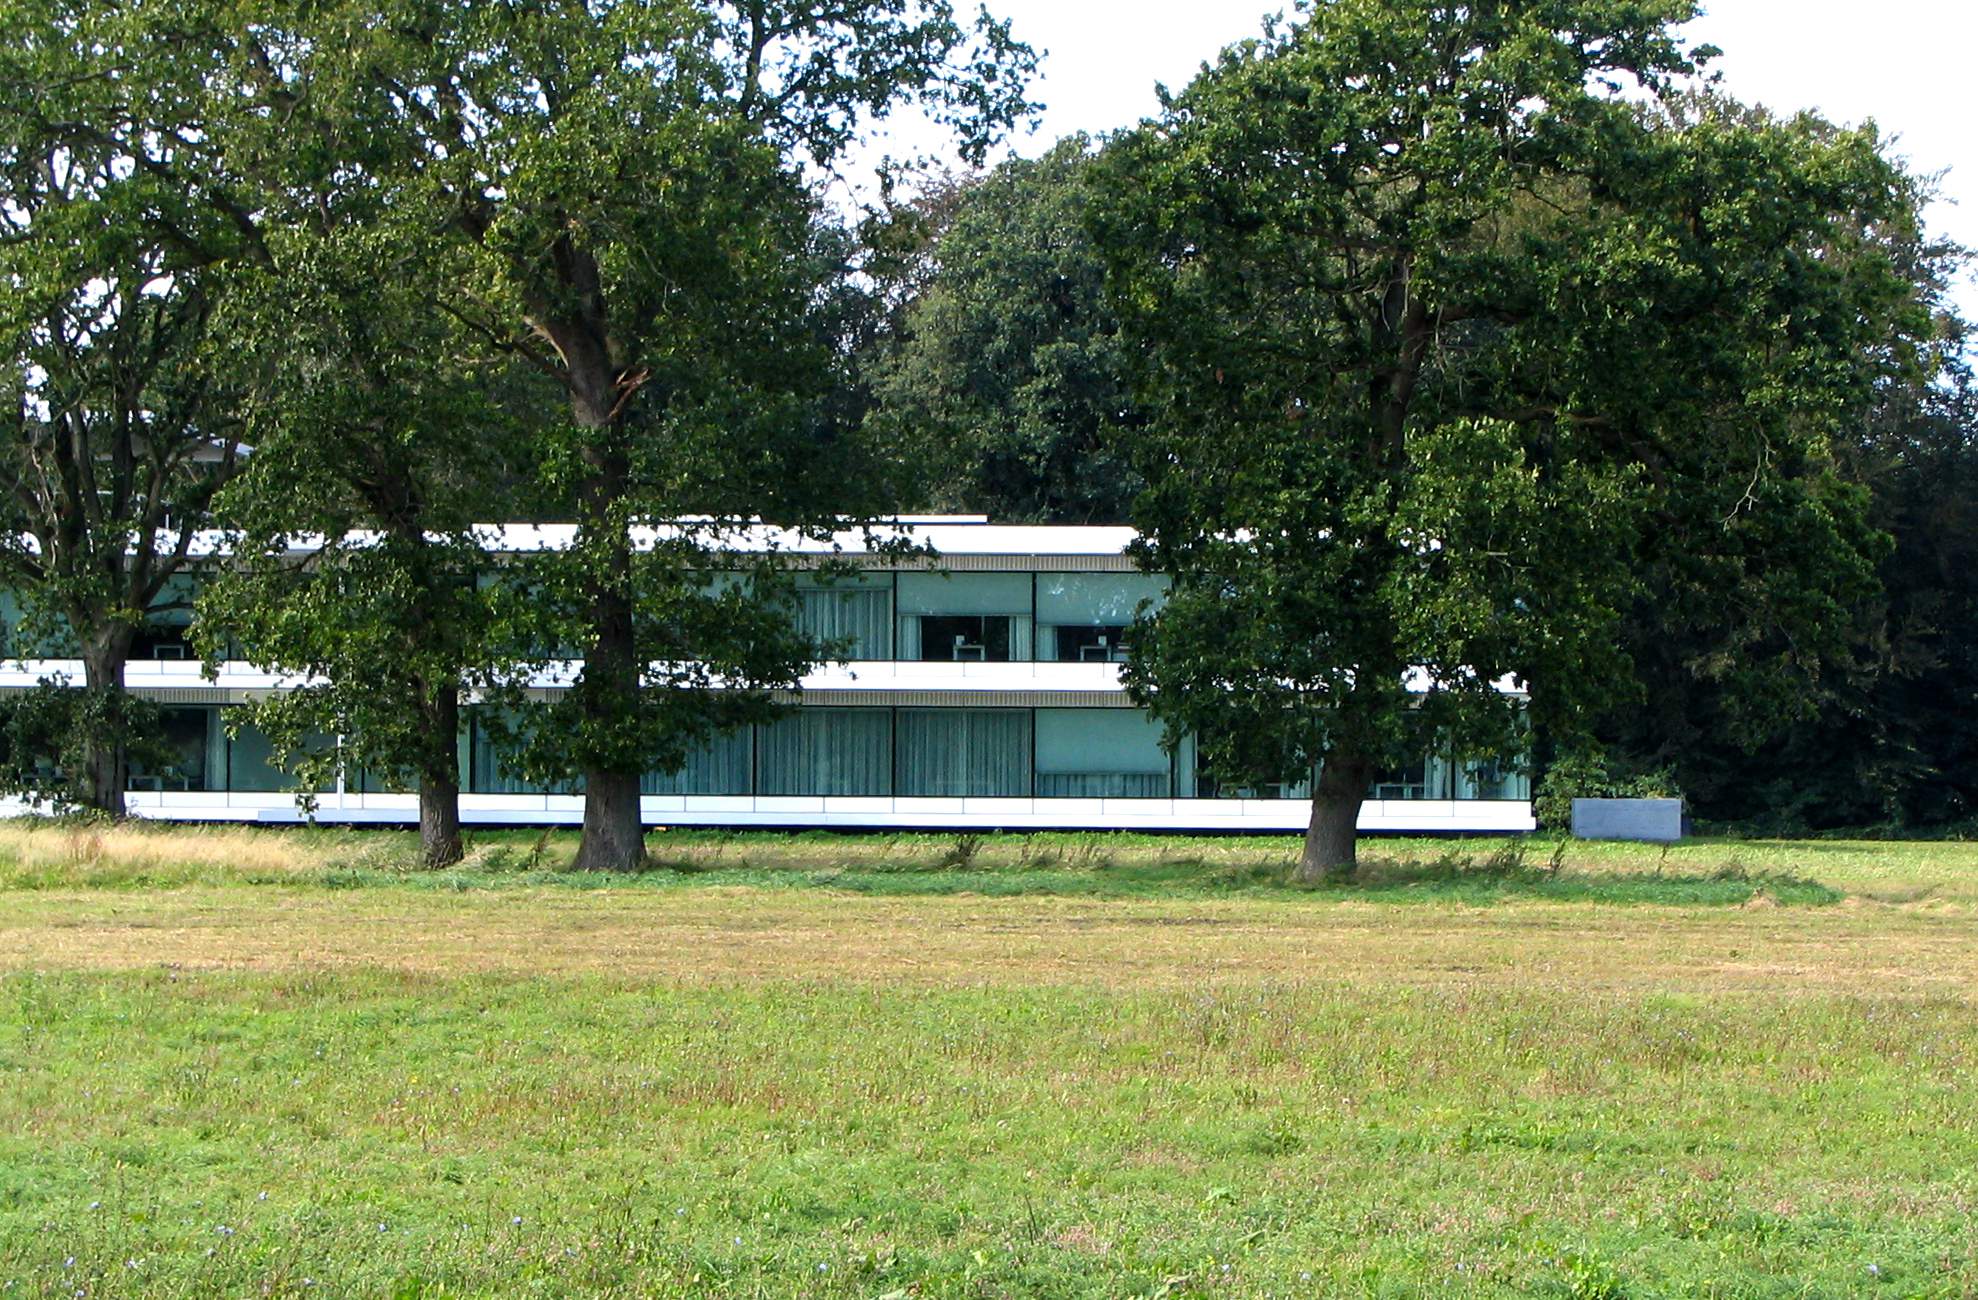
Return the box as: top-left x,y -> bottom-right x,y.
3,824 -> 1977,1297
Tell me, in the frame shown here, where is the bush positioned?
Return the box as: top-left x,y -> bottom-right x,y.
1534,754 -> 1680,832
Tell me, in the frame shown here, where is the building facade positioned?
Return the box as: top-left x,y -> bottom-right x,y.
0,519 -> 1534,832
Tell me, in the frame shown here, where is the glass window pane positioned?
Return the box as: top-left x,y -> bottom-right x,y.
132,705 -> 216,792
1036,709 -> 1170,798
227,714 -> 336,793
896,573 -> 1033,662
133,574 -> 198,661
1036,574 -> 1164,662
896,572 -> 1031,616
896,709 -> 1032,797
643,728 -> 752,796
757,708 -> 891,796
795,575 -> 892,660
469,709 -> 556,794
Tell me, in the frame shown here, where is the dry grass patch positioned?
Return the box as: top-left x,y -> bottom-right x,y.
5,885 -> 1978,1001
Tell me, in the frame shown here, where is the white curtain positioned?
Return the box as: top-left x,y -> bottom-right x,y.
757,708 -> 891,796
897,709 -> 1032,797
797,584 -> 892,660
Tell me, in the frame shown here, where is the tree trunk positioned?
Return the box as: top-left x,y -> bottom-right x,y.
417,688 -> 464,869
572,545 -> 646,870
418,773 -> 464,869
540,244 -> 649,873
1298,755 -> 1373,884
568,353 -> 647,872
573,768 -> 646,872
79,635 -> 134,818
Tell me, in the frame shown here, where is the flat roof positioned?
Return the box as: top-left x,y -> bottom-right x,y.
100,517 -> 1142,561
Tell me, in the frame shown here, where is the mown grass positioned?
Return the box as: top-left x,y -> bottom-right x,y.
0,820 -> 1899,907
3,823 -> 1978,1296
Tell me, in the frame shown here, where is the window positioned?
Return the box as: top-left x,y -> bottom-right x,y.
896,573 -> 1033,661
642,729 -> 753,796
896,709 -> 1032,797
226,712 -> 336,793
1036,573 -> 1165,662
758,708 -> 891,796
468,709 -> 567,794
794,574 -> 892,660
131,705 -> 218,792
1036,709 -> 1170,798
135,574 -> 199,661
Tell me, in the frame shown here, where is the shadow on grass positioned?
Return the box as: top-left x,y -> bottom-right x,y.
286,851 -> 1844,907
1333,857 -> 1842,907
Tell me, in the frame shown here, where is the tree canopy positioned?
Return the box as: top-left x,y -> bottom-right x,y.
0,0 -> 256,811
206,0 -> 1037,869
1090,0 -> 1937,877
869,137 -> 1142,523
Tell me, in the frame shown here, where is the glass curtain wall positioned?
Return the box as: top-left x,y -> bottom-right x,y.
1035,709 -> 1171,797
1035,574 -> 1166,663
758,707 -> 891,796
133,574 -> 199,660
641,729 -> 753,796
794,573 -> 893,660
112,703 -> 1531,803
895,708 -> 1032,796
227,713 -> 337,792
896,573 -> 1033,662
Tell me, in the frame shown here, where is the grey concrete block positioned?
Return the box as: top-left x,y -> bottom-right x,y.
1572,797 -> 1684,843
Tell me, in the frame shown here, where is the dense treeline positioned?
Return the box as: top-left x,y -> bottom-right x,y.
1,0 -> 1965,872
868,99 -> 1974,842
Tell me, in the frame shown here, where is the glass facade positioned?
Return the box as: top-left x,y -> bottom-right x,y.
124,703 -> 1527,802
793,574 -> 893,661
66,568 -> 1528,809
895,708 -> 1032,796
1036,573 -> 1166,663
896,573 -> 1033,662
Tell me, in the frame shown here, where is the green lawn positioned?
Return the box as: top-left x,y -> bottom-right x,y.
3,825 -> 1977,1297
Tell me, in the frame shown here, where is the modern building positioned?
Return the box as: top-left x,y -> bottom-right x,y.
0,518 -> 1534,832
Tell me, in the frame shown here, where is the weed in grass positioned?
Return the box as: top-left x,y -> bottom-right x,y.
939,832 -> 985,870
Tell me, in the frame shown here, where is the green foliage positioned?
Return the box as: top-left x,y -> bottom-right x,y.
1533,755 -> 1682,832
0,0 -> 257,809
1087,0 -> 1936,857
196,203 -> 532,842
216,2 -> 1035,863
0,682 -> 166,810
1605,343 -> 1978,831
869,137 -> 1141,522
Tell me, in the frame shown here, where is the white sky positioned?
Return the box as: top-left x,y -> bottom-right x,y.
854,0 -> 1976,321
